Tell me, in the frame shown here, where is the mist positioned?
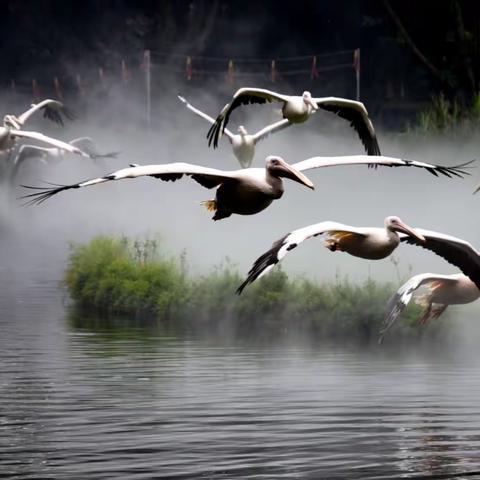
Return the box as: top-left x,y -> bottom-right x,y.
1,62 -> 480,347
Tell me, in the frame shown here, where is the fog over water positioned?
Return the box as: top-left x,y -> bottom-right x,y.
2,78 -> 480,333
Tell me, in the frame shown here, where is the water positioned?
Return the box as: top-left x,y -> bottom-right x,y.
2,270 -> 480,479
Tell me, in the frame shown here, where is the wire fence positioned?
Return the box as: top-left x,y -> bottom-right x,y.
5,48 -> 361,127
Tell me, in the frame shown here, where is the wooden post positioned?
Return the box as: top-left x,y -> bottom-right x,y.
32,79 -> 40,101
270,60 -> 276,83
353,48 -> 361,101
76,74 -> 84,97
144,50 -> 151,128
54,76 -> 63,100
121,59 -> 129,84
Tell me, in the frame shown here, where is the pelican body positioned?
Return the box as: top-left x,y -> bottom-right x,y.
22,155 -> 314,221
0,99 -> 91,160
379,273 -> 480,342
206,87 -> 381,155
237,216 -> 425,293
178,95 -> 291,167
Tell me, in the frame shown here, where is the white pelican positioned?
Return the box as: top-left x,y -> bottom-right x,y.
178,94 -> 291,168
21,155 -> 471,220
236,216 -> 426,293
0,99 -> 89,158
379,273 -> 480,343
13,137 -> 119,166
398,228 -> 480,290
206,88 -> 380,155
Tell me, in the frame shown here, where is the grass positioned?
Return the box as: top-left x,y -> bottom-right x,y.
64,235 -> 446,342
409,92 -> 480,135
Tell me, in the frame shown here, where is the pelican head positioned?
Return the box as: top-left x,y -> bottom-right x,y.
385,216 -> 425,243
302,91 -> 318,111
266,155 -> 314,190
237,125 -> 248,135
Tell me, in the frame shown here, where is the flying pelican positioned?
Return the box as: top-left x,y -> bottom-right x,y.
178,94 -> 291,168
236,216 -> 426,294
0,99 -> 89,158
206,88 -> 381,155
13,137 -> 119,166
21,155 -> 471,220
379,272 -> 480,342
11,138 -> 119,179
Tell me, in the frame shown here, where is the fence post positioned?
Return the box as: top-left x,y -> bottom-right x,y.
144,50 -> 151,128
54,76 -> 63,100
353,48 -> 361,101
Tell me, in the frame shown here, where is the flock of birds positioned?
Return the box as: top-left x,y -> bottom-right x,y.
10,89 -> 480,341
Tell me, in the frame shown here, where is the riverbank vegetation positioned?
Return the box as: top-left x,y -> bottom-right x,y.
65,235 -> 448,343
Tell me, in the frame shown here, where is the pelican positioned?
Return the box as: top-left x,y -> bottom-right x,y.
21,156 -> 314,219
379,272 -> 480,342
0,99 -> 89,158
21,155 -> 470,220
178,95 -> 291,168
236,216 -> 426,294
13,137 -> 119,166
398,228 -> 480,290
206,88 -> 381,155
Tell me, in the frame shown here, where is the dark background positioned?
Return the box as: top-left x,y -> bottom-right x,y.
3,0 -> 480,129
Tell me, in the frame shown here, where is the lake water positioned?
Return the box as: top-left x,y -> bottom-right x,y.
2,269 -> 480,479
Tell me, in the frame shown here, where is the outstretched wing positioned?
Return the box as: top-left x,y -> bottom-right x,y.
236,221 -> 367,294
291,155 -> 474,179
314,97 -> 380,155
252,119 -> 292,144
379,273 -> 459,343
207,88 -> 291,148
11,130 -> 90,158
177,95 -> 234,140
17,99 -> 75,126
400,229 -> 480,289
69,137 -> 120,159
21,162 -> 239,206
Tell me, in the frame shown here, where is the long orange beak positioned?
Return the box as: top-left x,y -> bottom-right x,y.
278,161 -> 315,190
395,220 -> 426,243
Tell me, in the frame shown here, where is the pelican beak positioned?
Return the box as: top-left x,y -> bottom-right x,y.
396,220 -> 426,243
277,161 -> 315,190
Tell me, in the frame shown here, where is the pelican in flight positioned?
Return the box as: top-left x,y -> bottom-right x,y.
379,272 -> 480,343
236,216 -> 426,293
0,99 -> 89,158
206,88 -> 381,155
21,155 -> 470,220
13,137 -> 119,166
178,95 -> 291,168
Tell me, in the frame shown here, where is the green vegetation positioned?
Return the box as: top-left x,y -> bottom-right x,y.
411,93 -> 480,135
65,235 -> 447,343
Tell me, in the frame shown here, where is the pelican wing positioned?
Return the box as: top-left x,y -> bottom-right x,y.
69,137 -> 120,159
314,97 -> 380,155
207,88 -> 291,148
252,119 -> 292,143
17,99 -> 75,126
177,95 -> 234,139
400,229 -> 480,289
21,163 -> 240,206
13,144 -> 54,165
379,273 -> 459,343
236,221 -> 367,294
11,130 -> 90,158
291,155 -> 473,179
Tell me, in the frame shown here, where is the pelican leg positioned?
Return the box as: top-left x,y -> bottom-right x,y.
418,301 -> 433,325
430,305 -> 448,321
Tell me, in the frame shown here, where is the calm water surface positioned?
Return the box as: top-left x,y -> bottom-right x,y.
2,269 -> 480,479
